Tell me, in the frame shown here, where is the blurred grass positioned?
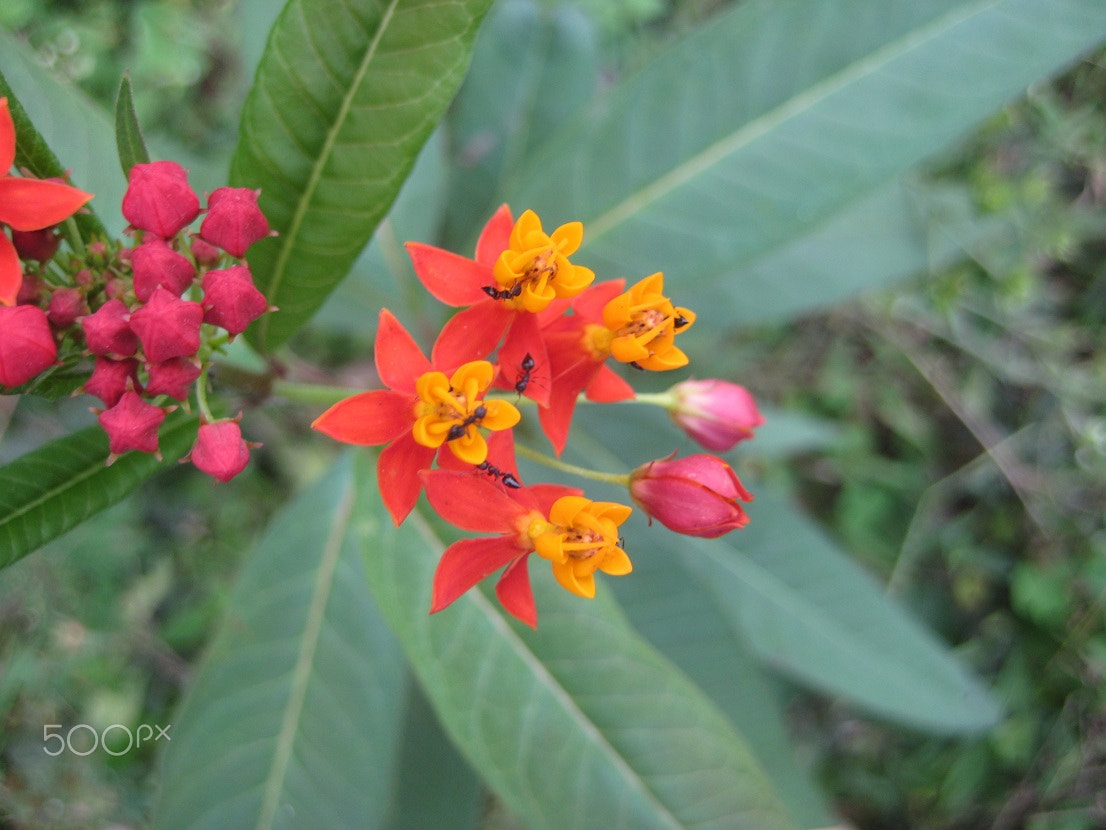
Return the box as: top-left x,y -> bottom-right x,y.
0,1 -> 1104,828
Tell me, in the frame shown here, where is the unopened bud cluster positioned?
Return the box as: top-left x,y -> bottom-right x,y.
0,160 -> 274,481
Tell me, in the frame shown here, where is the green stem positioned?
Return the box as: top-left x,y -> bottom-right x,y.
63,217 -> 86,259
271,379 -> 366,407
515,443 -> 631,487
195,365 -> 216,422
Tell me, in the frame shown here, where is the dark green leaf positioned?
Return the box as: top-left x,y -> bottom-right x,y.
231,0 -> 495,352
113,72 -> 150,177
156,457 -> 409,829
0,412 -> 197,571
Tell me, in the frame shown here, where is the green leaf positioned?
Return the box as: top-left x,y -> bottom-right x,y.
353,453 -> 796,830
682,487 -> 1003,734
0,412 -> 198,571
113,72 -> 150,177
508,0 -> 1106,323
155,456 -> 409,830
231,0 -> 495,352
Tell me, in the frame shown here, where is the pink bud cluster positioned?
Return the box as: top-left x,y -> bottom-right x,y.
0,160 -> 274,481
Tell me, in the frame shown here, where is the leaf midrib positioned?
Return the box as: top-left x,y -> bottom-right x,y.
584,0 -> 1002,244
255,0 -> 401,346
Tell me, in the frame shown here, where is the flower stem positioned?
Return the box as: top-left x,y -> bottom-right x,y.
271,379 -> 366,407
63,217 -> 86,259
195,365 -> 216,422
515,443 -> 631,487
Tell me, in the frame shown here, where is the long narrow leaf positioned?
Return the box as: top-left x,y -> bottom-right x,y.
353,453 -> 796,830
0,413 -> 197,570
113,72 -> 150,176
232,0 -> 494,352
508,0 -> 1106,323
155,457 -> 409,829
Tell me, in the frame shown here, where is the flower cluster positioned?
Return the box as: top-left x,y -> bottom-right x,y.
314,206 -> 764,626
0,95 -> 273,482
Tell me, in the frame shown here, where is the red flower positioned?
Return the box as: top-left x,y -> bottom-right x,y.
0,304 -> 57,387
189,418 -> 255,482
200,265 -> 270,336
97,390 -> 167,457
144,356 -> 201,401
83,356 -> 140,407
669,379 -> 763,451
311,309 -> 520,525
405,206 -> 594,406
130,237 -> 196,301
199,187 -> 271,257
81,298 -> 138,357
127,287 -> 203,363
0,97 -> 93,305
628,453 -> 752,538
121,161 -> 200,238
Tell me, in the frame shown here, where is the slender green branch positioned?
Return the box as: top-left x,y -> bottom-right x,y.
271,380 -> 366,407
515,443 -> 631,487
195,365 -> 216,422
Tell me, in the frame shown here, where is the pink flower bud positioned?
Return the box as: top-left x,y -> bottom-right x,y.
189,418 -> 254,482
46,287 -> 89,329
0,304 -> 57,387
122,161 -> 200,238
670,379 -> 764,451
11,226 -> 61,262
145,356 -> 201,401
83,356 -> 140,407
97,390 -> 166,456
130,238 -> 196,301
189,236 -> 222,268
81,298 -> 138,357
628,453 -> 752,538
200,187 -> 270,258
17,274 -> 44,305
128,287 -> 203,362
201,265 -> 269,336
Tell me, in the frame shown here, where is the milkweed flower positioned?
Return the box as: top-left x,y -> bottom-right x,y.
312,309 -> 521,524
669,379 -> 764,451
628,452 -> 752,538
422,468 -> 632,627
0,97 -> 93,305
405,205 -> 594,405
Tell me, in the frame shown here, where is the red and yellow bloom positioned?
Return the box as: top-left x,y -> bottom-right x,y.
311,309 -> 520,524
405,205 -> 595,406
423,463 -> 632,627
0,97 -> 93,305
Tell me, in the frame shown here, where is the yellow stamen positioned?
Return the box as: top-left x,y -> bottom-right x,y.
491,210 -> 595,313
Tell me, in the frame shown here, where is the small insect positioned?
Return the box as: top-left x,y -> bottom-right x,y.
477,460 -> 521,489
514,352 -> 536,397
628,361 -> 645,371
446,404 -> 487,442
481,283 -> 522,301
617,535 -> 626,549
673,314 -> 690,329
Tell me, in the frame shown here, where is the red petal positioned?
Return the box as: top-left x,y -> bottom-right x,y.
538,357 -> 601,455
498,311 -> 551,407
375,309 -> 431,395
572,279 -> 626,322
0,232 -> 19,306
421,470 -> 528,532
0,98 -> 14,173
405,242 -> 491,306
431,536 -> 525,614
474,204 -> 514,267
311,389 -> 412,445
378,431 -> 436,525
585,364 -> 635,403
430,301 -> 510,370
496,555 -> 537,628
0,177 -> 92,231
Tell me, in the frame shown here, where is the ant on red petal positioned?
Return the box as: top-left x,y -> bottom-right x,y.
481,283 -> 522,301
514,352 -> 536,397
476,460 -> 521,489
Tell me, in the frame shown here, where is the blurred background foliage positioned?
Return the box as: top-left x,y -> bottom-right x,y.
0,0 -> 1104,828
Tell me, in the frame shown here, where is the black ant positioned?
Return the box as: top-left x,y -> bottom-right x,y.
481,283 -> 522,301
514,353 -> 536,397
673,314 -> 690,329
476,460 -> 521,489
446,404 -> 487,442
